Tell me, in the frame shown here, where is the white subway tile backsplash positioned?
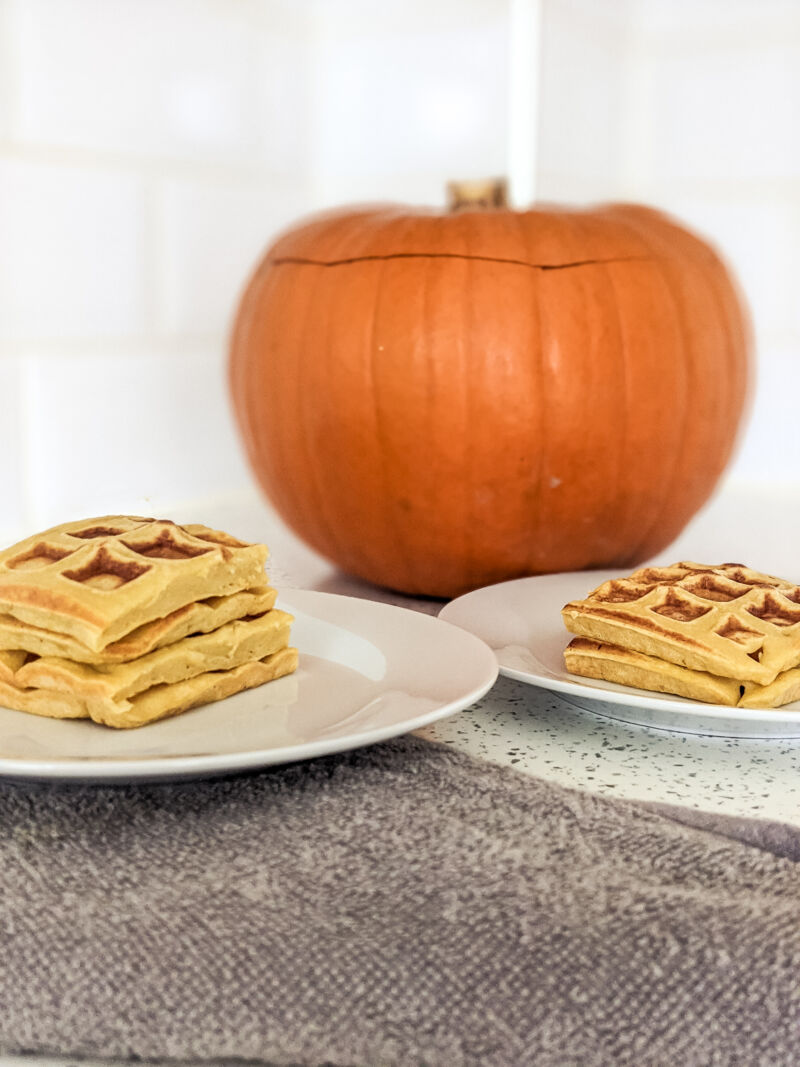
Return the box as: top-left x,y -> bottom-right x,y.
157,177 -> 306,338
23,347 -> 252,529
0,358 -> 26,543
727,344 -> 800,485
638,0 -> 800,40
788,196 -> 800,341
623,0 -> 800,499
0,159 -> 147,341
308,3 -> 508,202
647,43 -> 800,181
0,0 -> 15,143
12,0 -> 272,164
256,17 -> 311,177
648,193 -> 799,341
537,0 -> 632,196
306,171 -> 465,213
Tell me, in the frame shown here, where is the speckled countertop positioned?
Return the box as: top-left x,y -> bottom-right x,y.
178,479 -> 800,827
418,676 -> 800,822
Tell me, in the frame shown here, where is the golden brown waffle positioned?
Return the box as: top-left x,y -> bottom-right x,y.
0,586 -> 278,664
564,637 -> 800,710
0,650 -> 27,687
0,516 -> 270,652
561,562 -> 800,686
564,637 -> 742,705
0,646 -> 299,729
12,608 -> 293,703
740,667 -> 800,709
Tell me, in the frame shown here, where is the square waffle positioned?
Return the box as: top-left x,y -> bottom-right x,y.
563,637 -> 743,706
561,562 -> 800,687
0,646 -> 298,729
563,637 -> 800,710
13,607 -> 293,704
0,586 -> 278,664
0,516 -> 299,728
0,516 -> 270,652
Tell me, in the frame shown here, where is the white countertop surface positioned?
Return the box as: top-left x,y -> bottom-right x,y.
167,478 -> 800,828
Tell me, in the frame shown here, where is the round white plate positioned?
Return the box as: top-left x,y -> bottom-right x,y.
439,571 -> 800,738
0,590 -> 498,782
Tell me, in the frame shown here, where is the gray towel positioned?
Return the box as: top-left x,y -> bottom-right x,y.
0,735 -> 798,1067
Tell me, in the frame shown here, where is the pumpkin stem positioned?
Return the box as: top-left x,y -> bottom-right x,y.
447,178 -> 509,212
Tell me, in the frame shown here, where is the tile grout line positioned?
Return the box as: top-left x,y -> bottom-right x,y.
0,138 -> 298,188
0,334 -> 225,357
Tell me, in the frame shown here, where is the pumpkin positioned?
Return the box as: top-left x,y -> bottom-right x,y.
229,182 -> 751,598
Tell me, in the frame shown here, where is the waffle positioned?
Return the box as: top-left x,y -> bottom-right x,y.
564,637 -> 800,710
0,516 -> 300,728
0,516 -> 270,652
561,562 -> 800,687
13,607 -> 292,700
0,646 -> 299,729
564,638 -> 743,706
0,586 -> 278,664
740,667 -> 800,710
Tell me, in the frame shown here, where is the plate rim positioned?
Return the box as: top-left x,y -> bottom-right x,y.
0,589 -> 499,783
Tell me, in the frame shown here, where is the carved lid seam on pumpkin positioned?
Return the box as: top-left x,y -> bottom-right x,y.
267,252 -> 657,271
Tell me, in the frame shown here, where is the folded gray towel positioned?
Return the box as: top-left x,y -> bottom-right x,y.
0,735 -> 798,1067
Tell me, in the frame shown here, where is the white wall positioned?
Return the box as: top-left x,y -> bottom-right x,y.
620,0 -> 800,488
536,0 -> 634,201
0,0 -> 311,543
0,0 -> 797,547
305,0 -> 510,209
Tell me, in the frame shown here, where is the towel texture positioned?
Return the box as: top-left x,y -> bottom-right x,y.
0,735 -> 798,1067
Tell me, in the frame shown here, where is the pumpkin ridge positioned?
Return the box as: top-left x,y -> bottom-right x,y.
367,254 -> 414,584
507,210 -> 547,567
624,249 -> 694,562
268,252 -> 656,272
599,257 -> 633,554
276,262 -> 347,565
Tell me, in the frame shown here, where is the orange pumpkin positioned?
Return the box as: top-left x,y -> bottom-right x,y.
229,187 -> 751,598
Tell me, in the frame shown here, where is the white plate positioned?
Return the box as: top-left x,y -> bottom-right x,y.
439,571 -> 800,738
0,590 -> 498,782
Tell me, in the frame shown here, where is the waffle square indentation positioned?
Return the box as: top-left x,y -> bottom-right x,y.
62,546 -> 151,590
682,574 -> 747,602
650,590 -> 712,623
69,525 -> 127,539
7,542 -> 73,571
597,582 -> 650,604
746,593 -> 800,629
122,528 -> 212,561
714,615 -> 764,651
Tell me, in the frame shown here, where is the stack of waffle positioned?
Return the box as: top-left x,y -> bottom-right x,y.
0,516 -> 298,729
561,562 -> 800,709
